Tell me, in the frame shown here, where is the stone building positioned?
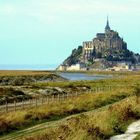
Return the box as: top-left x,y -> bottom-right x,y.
83,18 -> 127,62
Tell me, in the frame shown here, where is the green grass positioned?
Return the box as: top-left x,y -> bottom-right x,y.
0,87 -> 135,135
34,73 -> 140,87
0,72 -> 140,139
24,96 -> 140,140
0,95 -> 138,140
135,133 -> 140,140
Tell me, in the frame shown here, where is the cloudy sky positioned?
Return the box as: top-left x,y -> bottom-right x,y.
0,0 -> 140,66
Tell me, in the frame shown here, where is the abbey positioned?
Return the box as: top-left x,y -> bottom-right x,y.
57,18 -> 140,71
83,18 -> 127,62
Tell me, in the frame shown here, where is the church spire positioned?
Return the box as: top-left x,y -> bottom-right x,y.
105,16 -> 110,32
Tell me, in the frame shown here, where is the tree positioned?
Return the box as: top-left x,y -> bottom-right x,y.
96,52 -> 102,58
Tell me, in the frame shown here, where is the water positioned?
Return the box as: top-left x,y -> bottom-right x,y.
57,72 -> 112,81
0,65 -> 112,81
0,64 -> 57,70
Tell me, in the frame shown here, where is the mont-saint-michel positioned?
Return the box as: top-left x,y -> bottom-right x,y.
58,18 -> 140,71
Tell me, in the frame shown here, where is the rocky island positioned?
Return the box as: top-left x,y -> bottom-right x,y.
57,18 -> 140,71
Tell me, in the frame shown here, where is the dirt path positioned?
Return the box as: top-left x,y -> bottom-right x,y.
0,119 -> 62,140
110,120 -> 140,140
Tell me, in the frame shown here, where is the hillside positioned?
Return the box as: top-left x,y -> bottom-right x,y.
63,46 -> 83,66
59,19 -> 140,69
61,45 -> 140,68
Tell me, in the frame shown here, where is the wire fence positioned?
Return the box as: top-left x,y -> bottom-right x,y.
0,85 -> 133,114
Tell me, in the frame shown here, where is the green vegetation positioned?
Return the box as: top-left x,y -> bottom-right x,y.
63,46 -> 82,66
33,73 -> 140,89
0,70 -> 66,86
61,41 -> 140,67
135,133 -> 140,140
0,71 -> 140,140
0,87 -> 32,105
24,96 -> 140,140
0,87 -> 134,135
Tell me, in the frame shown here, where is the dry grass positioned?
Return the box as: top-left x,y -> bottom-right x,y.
34,74 -> 140,89
0,86 -> 134,135
24,96 -> 140,140
0,70 -> 52,76
0,71 -> 140,139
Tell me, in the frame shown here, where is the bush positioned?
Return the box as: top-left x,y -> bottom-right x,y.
134,85 -> 140,97
0,119 -> 11,134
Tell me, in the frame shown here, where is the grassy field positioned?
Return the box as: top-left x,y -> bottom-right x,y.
0,88 -> 139,140
0,70 -> 53,76
0,71 -> 140,140
0,84 -> 140,140
33,73 -> 140,89
0,87 -> 134,134
23,95 -> 140,140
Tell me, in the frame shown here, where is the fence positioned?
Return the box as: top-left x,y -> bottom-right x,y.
0,85 -> 129,114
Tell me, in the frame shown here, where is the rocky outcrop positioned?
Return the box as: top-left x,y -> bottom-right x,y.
63,46 -> 83,66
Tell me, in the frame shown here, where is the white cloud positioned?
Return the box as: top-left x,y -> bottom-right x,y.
0,0 -> 140,24
0,4 -> 16,15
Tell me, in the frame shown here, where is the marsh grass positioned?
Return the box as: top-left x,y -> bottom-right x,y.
0,87 -> 134,135
0,72 -> 140,139
0,70 -> 52,76
33,74 -> 140,89
24,96 -> 140,140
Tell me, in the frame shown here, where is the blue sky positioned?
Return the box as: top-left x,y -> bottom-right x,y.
0,0 -> 140,66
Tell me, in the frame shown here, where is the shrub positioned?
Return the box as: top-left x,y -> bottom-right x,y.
0,119 -> 11,134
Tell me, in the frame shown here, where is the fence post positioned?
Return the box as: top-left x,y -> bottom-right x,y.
63,93 -> 65,101
45,97 -> 47,103
14,100 -> 16,112
47,96 -> 49,104
30,99 -> 32,107
52,95 -> 54,102
96,87 -> 98,93
42,98 -> 44,105
109,86 -> 110,91
22,100 -> 24,109
35,98 -> 37,108
57,94 -> 59,102
5,101 -> 8,113
63,94 -> 64,101
110,86 -> 112,91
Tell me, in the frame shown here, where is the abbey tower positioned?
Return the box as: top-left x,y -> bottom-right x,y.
83,18 -> 127,62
